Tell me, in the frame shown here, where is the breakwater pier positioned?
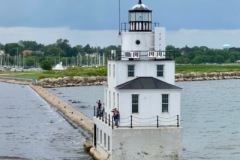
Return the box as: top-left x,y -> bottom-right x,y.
30,84 -> 107,159
0,82 -> 93,159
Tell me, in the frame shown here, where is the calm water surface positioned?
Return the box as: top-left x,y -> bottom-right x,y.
48,79 -> 240,160
1,79 -> 240,160
0,82 -> 92,160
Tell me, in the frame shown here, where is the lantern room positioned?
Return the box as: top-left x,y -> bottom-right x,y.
129,0 -> 152,32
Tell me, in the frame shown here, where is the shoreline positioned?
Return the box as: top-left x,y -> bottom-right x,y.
36,72 -> 240,88
1,71 -> 240,88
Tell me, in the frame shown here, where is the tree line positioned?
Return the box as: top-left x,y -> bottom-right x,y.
0,39 -> 120,69
167,45 -> 240,64
1,39 -> 240,70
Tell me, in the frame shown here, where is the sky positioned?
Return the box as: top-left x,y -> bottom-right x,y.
0,0 -> 240,48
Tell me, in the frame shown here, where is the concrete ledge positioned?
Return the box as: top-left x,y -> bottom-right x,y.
29,84 -> 94,134
29,84 -> 109,160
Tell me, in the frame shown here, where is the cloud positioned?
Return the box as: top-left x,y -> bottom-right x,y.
167,29 -> 240,48
0,27 -> 120,47
0,27 -> 240,49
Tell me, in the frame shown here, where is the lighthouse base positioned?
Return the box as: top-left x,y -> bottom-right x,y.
94,126 -> 182,160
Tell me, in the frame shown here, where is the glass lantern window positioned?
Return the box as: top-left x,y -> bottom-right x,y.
142,13 -> 150,21
130,13 -> 136,21
136,12 -> 143,21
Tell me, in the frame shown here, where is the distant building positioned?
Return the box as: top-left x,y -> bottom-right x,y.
0,50 -> 4,55
23,50 -> 33,56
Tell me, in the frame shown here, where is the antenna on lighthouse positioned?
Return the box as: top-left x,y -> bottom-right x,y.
118,0 -> 121,35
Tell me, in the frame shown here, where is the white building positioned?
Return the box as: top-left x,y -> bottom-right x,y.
93,1 -> 182,159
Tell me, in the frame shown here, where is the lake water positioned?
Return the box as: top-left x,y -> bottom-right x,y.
0,82 -> 93,160
1,79 -> 240,159
48,79 -> 240,160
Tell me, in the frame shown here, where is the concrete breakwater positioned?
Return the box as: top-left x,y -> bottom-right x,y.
29,84 -> 104,160
36,72 -> 240,88
30,84 -> 94,134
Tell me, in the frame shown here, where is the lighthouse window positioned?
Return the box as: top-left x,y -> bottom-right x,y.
157,65 -> 164,77
130,13 -> 136,21
104,133 -> 106,148
109,64 -> 111,77
100,130 -> 102,144
113,92 -> 115,109
109,91 -> 111,108
142,13 -> 149,21
128,65 -> 135,77
162,94 -> 169,113
113,64 -> 115,78
96,128 -> 99,142
108,136 -> 110,151
132,94 -> 139,113
136,13 -> 143,21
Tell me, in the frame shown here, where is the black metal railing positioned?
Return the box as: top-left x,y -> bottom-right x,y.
94,106 -> 180,129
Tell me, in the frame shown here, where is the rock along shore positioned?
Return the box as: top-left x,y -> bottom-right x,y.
36,72 -> 240,88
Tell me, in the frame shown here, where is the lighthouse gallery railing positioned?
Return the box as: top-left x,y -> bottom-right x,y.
94,106 -> 180,129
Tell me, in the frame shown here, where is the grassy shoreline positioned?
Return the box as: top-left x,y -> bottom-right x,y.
1,64 -> 240,80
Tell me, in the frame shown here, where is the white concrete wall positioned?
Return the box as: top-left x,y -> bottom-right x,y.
121,32 -> 154,52
107,60 -> 176,89
118,89 -> 181,127
111,127 -> 182,160
155,27 -> 166,51
93,117 -> 113,158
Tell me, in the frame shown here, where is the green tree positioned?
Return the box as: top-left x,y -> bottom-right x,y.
43,44 -> 65,57
24,56 -> 35,66
56,39 -> 72,56
40,60 -> 52,70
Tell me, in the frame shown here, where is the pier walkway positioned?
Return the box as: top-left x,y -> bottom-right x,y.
30,84 -> 94,135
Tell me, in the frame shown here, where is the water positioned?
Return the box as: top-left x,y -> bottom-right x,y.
178,80 -> 240,160
1,80 -> 240,159
48,79 -> 240,160
0,82 -> 93,160
48,86 -> 104,119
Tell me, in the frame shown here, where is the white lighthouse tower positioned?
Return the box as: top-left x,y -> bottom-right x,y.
93,1 -> 182,159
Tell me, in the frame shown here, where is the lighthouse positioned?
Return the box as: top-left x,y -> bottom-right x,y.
93,1 -> 182,159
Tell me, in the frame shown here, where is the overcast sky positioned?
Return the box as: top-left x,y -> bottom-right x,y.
1,0 -> 240,48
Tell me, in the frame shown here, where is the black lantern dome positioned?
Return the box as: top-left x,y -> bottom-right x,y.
129,0 -> 152,32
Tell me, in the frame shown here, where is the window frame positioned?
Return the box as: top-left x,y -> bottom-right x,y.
128,65 -> 135,77
157,65 -> 164,77
132,94 -> 139,113
162,94 -> 169,113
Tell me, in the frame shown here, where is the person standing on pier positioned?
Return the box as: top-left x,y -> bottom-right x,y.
96,100 -> 102,117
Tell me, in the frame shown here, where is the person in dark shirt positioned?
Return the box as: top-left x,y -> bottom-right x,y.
96,100 -> 102,117
113,109 -> 120,127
